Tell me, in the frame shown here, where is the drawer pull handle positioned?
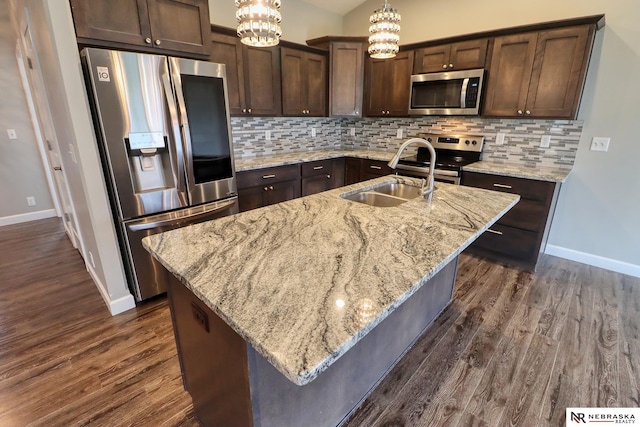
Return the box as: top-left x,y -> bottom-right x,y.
486,228 -> 503,235
370,165 -> 382,170
326,174 -> 331,179
313,166 -> 324,170
262,174 -> 276,179
493,183 -> 513,189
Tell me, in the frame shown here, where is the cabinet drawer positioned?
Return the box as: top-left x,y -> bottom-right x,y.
463,171 -> 555,202
236,164 -> 300,189
360,159 -> 393,179
301,160 -> 334,177
470,223 -> 539,264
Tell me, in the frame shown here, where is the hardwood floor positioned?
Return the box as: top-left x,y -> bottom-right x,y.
1,218 -> 638,426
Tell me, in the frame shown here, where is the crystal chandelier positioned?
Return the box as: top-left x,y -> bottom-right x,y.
235,0 -> 282,47
368,1 -> 401,59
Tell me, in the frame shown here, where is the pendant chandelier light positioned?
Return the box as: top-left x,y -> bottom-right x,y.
235,0 -> 282,47
368,1 -> 401,59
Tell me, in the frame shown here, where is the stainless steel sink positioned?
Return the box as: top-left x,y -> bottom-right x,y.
341,191 -> 407,207
341,181 -> 423,207
372,182 -> 422,199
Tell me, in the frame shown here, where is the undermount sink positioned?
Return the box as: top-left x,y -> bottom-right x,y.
341,181 -> 423,207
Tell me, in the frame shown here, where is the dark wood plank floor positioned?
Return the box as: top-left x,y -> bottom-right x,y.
1,218 -> 638,426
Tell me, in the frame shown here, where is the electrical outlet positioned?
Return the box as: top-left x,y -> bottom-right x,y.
396,128 -> 403,139
89,251 -> 96,268
311,127 -> 317,137
265,130 -> 271,141
349,128 -> 356,137
590,136 -> 610,152
7,129 -> 17,140
26,196 -> 36,206
540,135 -> 551,148
496,132 -> 506,145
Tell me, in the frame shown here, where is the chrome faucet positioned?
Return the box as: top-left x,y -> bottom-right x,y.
388,138 -> 436,201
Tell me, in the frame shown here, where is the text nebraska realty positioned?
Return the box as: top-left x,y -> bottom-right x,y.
577,412 -> 636,423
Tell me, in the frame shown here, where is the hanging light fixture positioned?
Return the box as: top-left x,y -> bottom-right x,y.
368,1 -> 401,59
235,0 -> 282,47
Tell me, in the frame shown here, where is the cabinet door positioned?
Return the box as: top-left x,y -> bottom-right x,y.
345,157 -> 361,185
238,186 -> 266,212
301,175 -> 333,196
210,32 -> 246,115
413,44 -> 451,74
244,46 -> 282,115
525,26 -> 592,118
70,0 -> 151,46
364,58 -> 389,116
386,51 -> 415,116
147,0 -> 210,55
329,42 -> 364,117
305,52 -> 327,116
266,180 -> 300,205
281,48 -> 306,116
483,33 -> 537,117
449,39 -> 488,70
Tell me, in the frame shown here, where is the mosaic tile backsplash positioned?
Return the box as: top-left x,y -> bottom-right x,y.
231,116 -> 583,169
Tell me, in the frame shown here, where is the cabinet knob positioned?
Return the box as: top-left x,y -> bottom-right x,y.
381,110 -> 385,114
326,174 -> 331,179
442,64 -> 448,69
525,110 -> 531,115
269,186 -> 274,190
449,63 -> 453,68
248,108 -> 252,114
145,37 -> 152,44
242,108 -> 247,113
517,109 -> 524,115
154,39 -> 161,46
386,110 -> 390,115
264,187 -> 269,191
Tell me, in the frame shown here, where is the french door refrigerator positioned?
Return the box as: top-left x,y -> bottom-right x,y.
82,48 -> 238,301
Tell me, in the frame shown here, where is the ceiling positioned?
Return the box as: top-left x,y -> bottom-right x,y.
298,0 -> 369,16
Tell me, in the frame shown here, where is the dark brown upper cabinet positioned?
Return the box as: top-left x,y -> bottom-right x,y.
210,30 -> 282,116
306,37 -> 367,117
70,0 -> 210,57
413,39 -> 488,74
280,47 -> 327,116
364,50 -> 415,117
483,25 -> 595,119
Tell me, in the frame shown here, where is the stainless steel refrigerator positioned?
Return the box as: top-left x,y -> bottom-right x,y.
82,48 -> 238,301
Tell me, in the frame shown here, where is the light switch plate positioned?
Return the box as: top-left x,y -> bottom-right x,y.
396,129 -> 403,139
540,135 -> 551,148
311,128 -> 317,137
590,137 -> 610,152
7,129 -> 17,140
495,132 -> 506,145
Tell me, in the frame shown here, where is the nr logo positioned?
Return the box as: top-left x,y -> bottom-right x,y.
571,412 -> 586,423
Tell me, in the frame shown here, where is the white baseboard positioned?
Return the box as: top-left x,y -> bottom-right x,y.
86,263 -> 136,315
0,209 -> 57,227
545,244 -> 640,278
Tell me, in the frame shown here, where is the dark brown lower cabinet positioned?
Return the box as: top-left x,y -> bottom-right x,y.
236,165 -> 301,212
301,158 -> 345,196
359,158 -> 393,181
462,171 -> 560,271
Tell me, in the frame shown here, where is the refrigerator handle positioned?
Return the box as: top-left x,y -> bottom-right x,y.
161,72 -> 189,201
128,197 -> 237,231
168,62 -> 197,194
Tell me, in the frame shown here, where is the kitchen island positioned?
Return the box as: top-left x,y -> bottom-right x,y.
143,176 -> 519,427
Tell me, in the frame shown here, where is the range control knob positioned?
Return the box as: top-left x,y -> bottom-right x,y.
472,140 -> 478,145
465,140 -> 470,145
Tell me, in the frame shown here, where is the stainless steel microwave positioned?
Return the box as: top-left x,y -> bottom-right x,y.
409,68 -> 485,115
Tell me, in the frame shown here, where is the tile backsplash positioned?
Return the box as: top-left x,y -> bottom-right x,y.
232,116 -> 583,169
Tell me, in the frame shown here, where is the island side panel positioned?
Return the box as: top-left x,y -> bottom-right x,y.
247,256 -> 459,427
167,272 -> 254,427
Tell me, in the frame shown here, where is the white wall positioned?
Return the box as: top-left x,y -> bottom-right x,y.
208,0 -> 343,43
345,1 -> 640,273
8,0 -> 135,314
0,0 -> 54,225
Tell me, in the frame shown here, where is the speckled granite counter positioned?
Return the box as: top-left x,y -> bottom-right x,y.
233,149 -> 393,171
143,176 -> 519,387
463,160 -> 571,182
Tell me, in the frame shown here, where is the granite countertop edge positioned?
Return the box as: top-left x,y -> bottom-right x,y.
462,160 -> 571,183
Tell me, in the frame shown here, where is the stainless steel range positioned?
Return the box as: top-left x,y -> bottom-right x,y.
393,133 -> 485,185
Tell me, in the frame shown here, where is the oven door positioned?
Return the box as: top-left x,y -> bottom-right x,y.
409,68 -> 484,116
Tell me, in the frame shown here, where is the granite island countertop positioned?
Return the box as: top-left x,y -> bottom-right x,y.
462,160 -> 571,182
143,176 -> 519,386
